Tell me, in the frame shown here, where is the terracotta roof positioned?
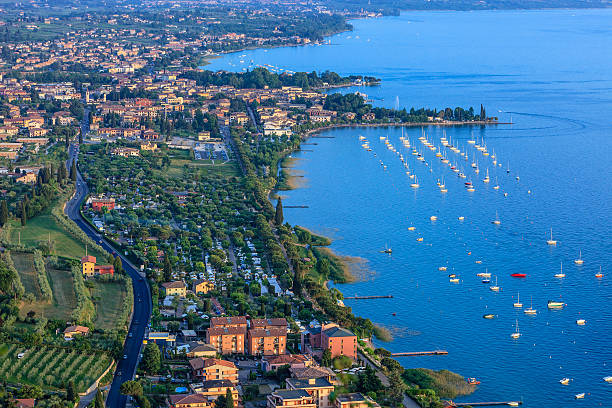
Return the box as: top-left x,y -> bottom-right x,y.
162,281 -> 186,289
248,327 -> 286,338
14,399 -> 36,408
265,354 -> 307,365
81,255 -> 96,264
290,366 -> 335,379
64,325 -> 89,334
250,318 -> 287,328
210,316 -> 247,327
189,357 -> 237,371
323,326 -> 355,338
207,326 -> 246,336
169,393 -> 209,405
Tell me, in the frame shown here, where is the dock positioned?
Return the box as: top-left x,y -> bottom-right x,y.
449,402 -> 521,407
391,350 -> 448,357
344,295 -> 393,300
284,205 -> 309,209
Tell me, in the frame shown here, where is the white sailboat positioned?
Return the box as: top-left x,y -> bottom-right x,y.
513,292 -> 522,308
511,319 -> 521,339
554,262 -> 566,278
489,276 -> 500,292
574,250 -> 584,265
483,168 -> 490,183
524,296 -> 537,315
492,211 -> 501,225
410,175 -> 420,189
546,228 -> 557,245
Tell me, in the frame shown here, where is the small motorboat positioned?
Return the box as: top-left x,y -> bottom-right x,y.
574,393 -> 585,399
560,378 -> 570,385
438,266 -> 448,271
603,376 -> 612,383
483,314 -> 495,319
416,237 -> 424,242
576,319 -> 586,325
448,274 -> 457,278
511,273 -> 527,278
466,377 -> 481,385
430,215 -> 438,221
458,216 -> 465,221
548,300 -> 565,309
482,278 -> 491,284
449,278 -> 460,283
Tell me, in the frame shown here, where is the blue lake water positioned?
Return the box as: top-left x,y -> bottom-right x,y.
207,9 -> 612,406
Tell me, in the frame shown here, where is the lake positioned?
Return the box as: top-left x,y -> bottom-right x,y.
207,9 -> 612,405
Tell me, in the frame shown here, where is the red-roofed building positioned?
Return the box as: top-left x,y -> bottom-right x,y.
188,358 -> 238,384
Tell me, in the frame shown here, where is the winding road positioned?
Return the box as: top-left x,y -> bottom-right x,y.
65,143 -> 152,408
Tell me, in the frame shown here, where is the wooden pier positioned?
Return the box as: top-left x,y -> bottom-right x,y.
391,350 -> 448,357
449,402 -> 521,407
343,295 -> 393,300
285,205 -> 309,209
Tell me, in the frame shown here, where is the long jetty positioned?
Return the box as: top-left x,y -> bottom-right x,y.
284,205 -> 309,209
391,350 -> 448,357
344,295 -> 393,300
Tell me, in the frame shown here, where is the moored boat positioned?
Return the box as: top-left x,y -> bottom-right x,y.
547,300 -> 565,309
511,273 -> 526,278
560,378 -> 570,385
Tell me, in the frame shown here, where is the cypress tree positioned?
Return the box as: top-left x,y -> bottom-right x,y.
70,159 -> 77,182
274,197 -> 283,226
94,388 -> 105,408
78,130 -> 83,144
66,380 -> 77,402
225,388 -> 234,408
292,260 -> 302,295
0,200 -> 7,226
65,133 -> 69,148
163,254 -> 172,282
20,201 -> 27,226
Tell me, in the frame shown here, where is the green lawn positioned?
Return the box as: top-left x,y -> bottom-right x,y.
19,264 -> 76,321
7,206 -> 106,260
92,280 -> 127,331
0,342 -> 112,392
10,252 -> 41,298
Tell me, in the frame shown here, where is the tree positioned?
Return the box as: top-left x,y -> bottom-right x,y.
78,129 -> 83,144
274,198 -> 283,226
20,200 -> 27,226
321,348 -> 332,367
214,395 -> 227,408
292,261 -> 302,295
94,388 -> 105,408
120,380 -> 143,397
357,366 -> 383,393
0,200 -> 7,226
113,255 -> 123,274
387,368 -> 407,407
141,342 -> 161,374
66,380 -> 78,403
70,159 -> 77,182
225,387 -> 234,408
163,254 -> 172,282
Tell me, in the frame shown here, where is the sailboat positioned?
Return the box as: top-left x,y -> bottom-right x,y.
493,177 -> 500,190
595,266 -> 604,278
489,276 -> 500,292
546,228 -> 557,245
410,175 -> 420,189
492,211 -> 501,225
380,244 -> 392,254
574,250 -> 584,265
483,168 -> 490,183
513,293 -> 523,308
511,320 -> 521,339
554,262 -> 565,278
506,162 -> 510,173
524,296 -> 537,315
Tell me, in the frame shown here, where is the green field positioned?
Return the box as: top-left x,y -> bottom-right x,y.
163,158 -> 239,179
16,256 -> 77,321
0,342 -> 112,392
92,280 -> 127,331
10,252 -> 41,298
7,206 -> 106,260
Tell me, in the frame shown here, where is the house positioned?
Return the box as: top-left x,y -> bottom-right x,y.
190,379 -> 238,403
111,147 -> 140,157
334,393 -> 380,408
81,255 -> 96,277
250,318 -> 287,330
186,342 -> 217,358
91,197 -> 115,211
169,393 -> 212,408
290,367 -> 338,386
193,279 -> 214,295
247,327 -> 287,356
13,399 -> 36,408
206,326 -> 246,355
263,354 -> 313,372
162,281 -> 187,297
286,377 -> 334,408
267,389 -> 316,408
16,172 -> 37,184
321,326 -> 357,360
63,325 -> 89,339
188,358 -> 238,384
81,255 -> 114,277
362,112 -> 376,121
210,316 -> 247,329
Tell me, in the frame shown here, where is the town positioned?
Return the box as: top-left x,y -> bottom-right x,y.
0,1 -> 494,408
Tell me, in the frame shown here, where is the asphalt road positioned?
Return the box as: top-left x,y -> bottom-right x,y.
65,143 -> 152,408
